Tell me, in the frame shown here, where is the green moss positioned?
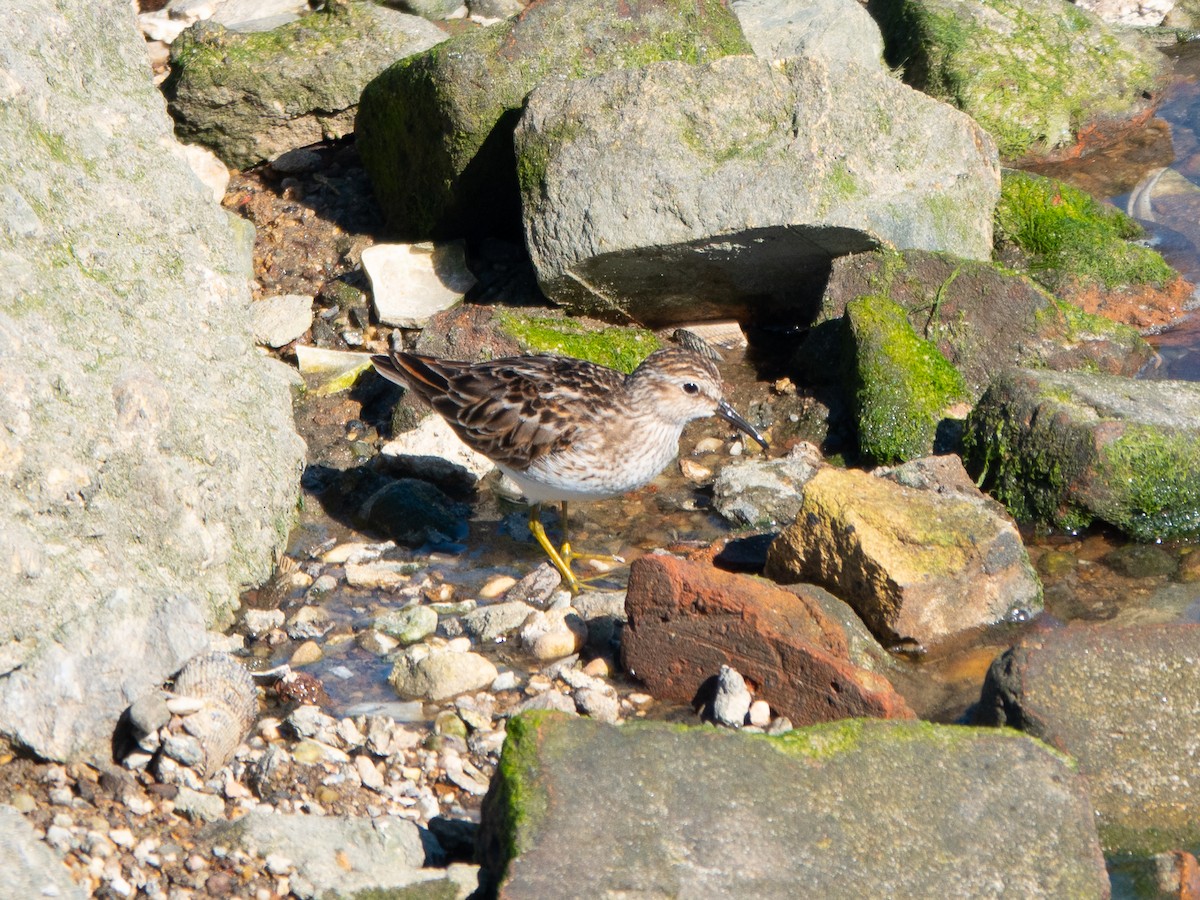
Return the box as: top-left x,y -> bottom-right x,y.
167,5 -> 356,81
996,171 -> 1174,290
516,120 -> 584,199
848,294 -> 969,464
1094,425 -> 1200,540
878,0 -> 1162,159
497,313 -> 660,373
768,718 -> 869,759
490,712 -> 557,871
962,373 -> 1096,531
827,161 -> 860,199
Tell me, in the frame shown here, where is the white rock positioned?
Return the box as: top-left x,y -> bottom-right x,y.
293,345 -> 373,377
137,11 -> 189,43
251,295 -> 313,348
172,143 -> 230,204
211,0 -> 310,32
362,242 -> 476,328
355,755 -> 385,792
748,699 -> 772,728
381,413 -> 496,481
712,665 -> 751,728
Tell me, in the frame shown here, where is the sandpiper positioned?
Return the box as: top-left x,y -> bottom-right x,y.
371,343 -> 768,591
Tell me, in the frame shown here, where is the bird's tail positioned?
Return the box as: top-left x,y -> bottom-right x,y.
370,351 -> 451,394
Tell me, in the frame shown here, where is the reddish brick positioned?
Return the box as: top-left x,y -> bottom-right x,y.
621,554 -> 914,725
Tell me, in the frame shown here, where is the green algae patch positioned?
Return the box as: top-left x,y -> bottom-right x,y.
964,369 -> 1200,539
996,171 -> 1175,291
1090,425 -> 1200,540
483,711 -> 558,870
497,313 -> 660,373
847,294 -> 968,464
874,0 -> 1164,160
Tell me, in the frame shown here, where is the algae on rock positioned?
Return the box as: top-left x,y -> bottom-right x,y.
871,0 -> 1166,160
355,0 -> 752,238
963,368 -> 1200,540
846,294 -> 968,463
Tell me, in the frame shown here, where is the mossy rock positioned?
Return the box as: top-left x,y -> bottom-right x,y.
354,0 -> 751,238
869,0 -> 1166,160
846,294 -> 968,464
995,170 -> 1175,292
164,2 -> 446,168
478,712 -> 1108,896
809,248 -> 1154,397
963,368 -> 1200,539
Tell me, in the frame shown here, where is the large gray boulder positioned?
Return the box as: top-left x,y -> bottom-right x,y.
963,369 -> 1200,540
165,2 -> 446,169
515,55 -> 1000,326
480,713 -> 1109,897
732,0 -> 885,70
355,0 -> 752,238
0,0 -> 304,760
979,622 -> 1200,853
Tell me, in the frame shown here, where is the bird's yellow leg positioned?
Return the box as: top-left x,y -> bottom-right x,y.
528,504 -> 581,592
557,501 -> 626,568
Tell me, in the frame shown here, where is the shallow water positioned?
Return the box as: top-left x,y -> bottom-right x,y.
250,42 -> 1200,746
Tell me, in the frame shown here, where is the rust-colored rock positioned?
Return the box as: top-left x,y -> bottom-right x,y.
621,554 -> 914,725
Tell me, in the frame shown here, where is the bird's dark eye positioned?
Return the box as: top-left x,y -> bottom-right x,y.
682,382 -> 699,395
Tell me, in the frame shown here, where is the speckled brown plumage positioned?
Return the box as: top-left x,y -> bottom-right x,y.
371,344 -> 767,589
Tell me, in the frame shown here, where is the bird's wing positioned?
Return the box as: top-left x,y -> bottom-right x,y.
372,352 -> 625,471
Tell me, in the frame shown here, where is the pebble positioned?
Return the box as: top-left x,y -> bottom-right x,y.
286,605 -> 332,640
174,787 -> 226,823
373,605 -> 438,645
679,458 -> 713,482
390,646 -> 499,702
355,755 -> 385,792
490,671 -> 520,692
479,575 -> 518,599
289,640 -> 324,667
574,688 -> 620,723
357,629 -> 400,656
461,600 -> 535,643
345,561 -> 417,590
503,563 -> 563,608
748,700 -> 772,728
712,665 -> 751,728
251,294 -> 313,348
243,608 -> 286,637
321,541 -> 394,565
519,609 -> 587,661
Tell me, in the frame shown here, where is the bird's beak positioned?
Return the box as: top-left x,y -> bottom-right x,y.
717,399 -> 768,450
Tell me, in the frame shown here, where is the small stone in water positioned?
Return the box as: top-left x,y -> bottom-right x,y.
289,640 -> 323,667
479,575 -> 517,599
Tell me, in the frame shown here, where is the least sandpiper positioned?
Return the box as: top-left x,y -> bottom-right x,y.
371,343 -> 768,591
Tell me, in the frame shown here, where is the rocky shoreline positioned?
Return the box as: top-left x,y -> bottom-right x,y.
6,0 -> 1200,897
